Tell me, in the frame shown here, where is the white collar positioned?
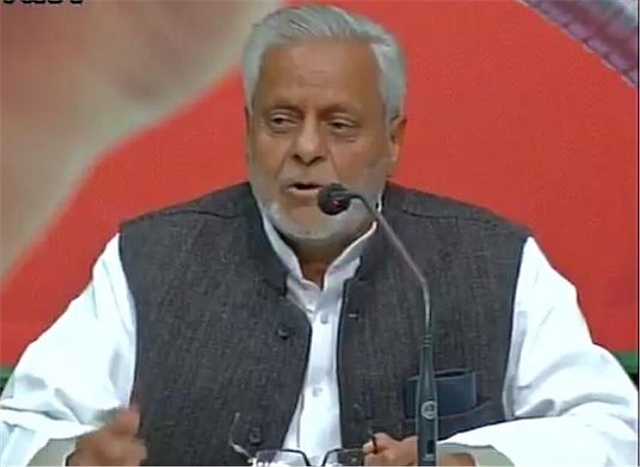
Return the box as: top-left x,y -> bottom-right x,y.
259,209 -> 378,284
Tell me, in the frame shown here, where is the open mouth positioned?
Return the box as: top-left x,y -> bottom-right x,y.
289,182 -> 323,191
285,182 -> 325,199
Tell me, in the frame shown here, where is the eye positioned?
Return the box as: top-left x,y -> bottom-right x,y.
328,119 -> 357,136
268,114 -> 297,133
330,121 -> 350,130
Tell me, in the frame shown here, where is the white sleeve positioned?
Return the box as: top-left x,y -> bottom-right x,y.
0,234 -> 136,467
442,237 -> 638,466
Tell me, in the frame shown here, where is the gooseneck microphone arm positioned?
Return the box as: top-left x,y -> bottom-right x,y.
317,183 -> 438,466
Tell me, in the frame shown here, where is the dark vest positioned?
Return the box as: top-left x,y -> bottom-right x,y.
119,182 -> 528,465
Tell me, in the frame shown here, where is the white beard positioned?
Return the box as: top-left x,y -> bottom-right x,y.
257,194 -> 373,244
247,152 -> 388,245
249,178 -> 384,246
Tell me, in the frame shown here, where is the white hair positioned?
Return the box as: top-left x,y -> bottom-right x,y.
241,4 -> 407,122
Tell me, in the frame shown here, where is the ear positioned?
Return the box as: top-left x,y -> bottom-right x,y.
244,107 -> 252,163
244,106 -> 251,131
386,115 -> 407,176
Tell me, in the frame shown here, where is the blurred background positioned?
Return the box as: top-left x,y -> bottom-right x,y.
1,0 -> 638,382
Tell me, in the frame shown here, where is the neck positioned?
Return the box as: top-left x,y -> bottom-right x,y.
283,220 -> 373,287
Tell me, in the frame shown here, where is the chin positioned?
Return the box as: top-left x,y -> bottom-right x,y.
274,213 -> 339,243
267,201 -> 372,246
263,203 -> 339,241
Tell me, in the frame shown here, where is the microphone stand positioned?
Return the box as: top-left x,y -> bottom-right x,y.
351,193 -> 438,466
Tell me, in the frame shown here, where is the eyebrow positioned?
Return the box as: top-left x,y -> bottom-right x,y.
262,103 -> 301,114
321,103 -> 363,117
262,101 -> 364,118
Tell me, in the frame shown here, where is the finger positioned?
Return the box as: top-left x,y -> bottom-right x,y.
368,435 -> 416,466
120,438 -> 148,466
73,429 -> 114,462
438,452 -> 476,466
96,435 -> 146,466
363,432 -> 401,457
108,408 -> 141,436
364,452 -> 387,466
96,433 -> 129,464
131,438 -> 148,462
364,450 -> 403,467
363,432 -> 395,452
399,435 -> 418,466
362,439 -> 380,455
362,442 -> 376,455
79,429 -> 131,464
72,422 -> 144,466
69,441 -> 123,467
373,432 -> 395,447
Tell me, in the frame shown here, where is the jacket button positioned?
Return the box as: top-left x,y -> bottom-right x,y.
353,403 -> 365,420
276,325 -> 292,340
248,427 -> 262,446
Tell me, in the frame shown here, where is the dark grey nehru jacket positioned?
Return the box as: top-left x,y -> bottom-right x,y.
118,182 -> 529,465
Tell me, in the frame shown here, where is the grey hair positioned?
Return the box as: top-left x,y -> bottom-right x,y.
241,4 -> 407,122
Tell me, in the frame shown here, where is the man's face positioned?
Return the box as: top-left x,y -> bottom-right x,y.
247,39 -> 405,243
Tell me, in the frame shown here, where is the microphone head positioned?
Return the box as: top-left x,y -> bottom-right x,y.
317,183 -> 353,216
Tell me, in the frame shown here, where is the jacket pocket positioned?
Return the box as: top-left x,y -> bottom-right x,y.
402,398 -> 498,440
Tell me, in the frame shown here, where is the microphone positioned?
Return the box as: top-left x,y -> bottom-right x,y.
318,183 -> 438,466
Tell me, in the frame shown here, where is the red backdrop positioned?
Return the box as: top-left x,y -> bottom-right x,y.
1,0 -> 638,365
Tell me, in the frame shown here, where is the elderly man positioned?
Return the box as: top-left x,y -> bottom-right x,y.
1,4 -> 637,467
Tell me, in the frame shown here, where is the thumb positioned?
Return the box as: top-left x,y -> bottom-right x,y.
108,407 -> 141,436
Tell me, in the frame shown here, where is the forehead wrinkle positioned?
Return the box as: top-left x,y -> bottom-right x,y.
256,41 -> 382,117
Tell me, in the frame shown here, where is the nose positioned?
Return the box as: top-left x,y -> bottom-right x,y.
291,118 -> 326,165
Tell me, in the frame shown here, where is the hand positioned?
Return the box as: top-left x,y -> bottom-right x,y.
2,1 -> 278,275
67,407 -> 147,466
363,433 -> 475,466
